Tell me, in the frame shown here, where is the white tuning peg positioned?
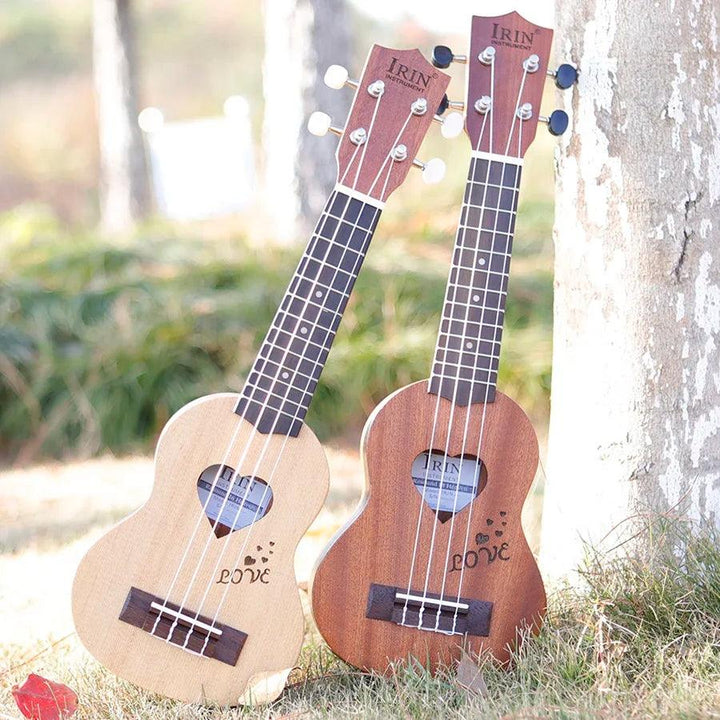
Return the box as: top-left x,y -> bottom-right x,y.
308,111 -> 331,136
440,112 -> 464,139
413,157 -> 446,184
324,64 -> 359,90
307,111 -> 343,137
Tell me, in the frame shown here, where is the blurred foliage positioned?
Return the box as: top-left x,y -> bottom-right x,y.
0,203 -> 552,462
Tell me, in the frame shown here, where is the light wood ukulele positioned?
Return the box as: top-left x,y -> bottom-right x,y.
312,13 -> 573,673
72,46 -> 449,705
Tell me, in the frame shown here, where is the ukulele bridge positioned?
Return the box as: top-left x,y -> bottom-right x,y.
119,587 -> 248,666
366,583 -> 492,636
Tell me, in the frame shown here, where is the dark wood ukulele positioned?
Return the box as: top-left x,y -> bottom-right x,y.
312,12 -> 575,672
72,45 -> 449,705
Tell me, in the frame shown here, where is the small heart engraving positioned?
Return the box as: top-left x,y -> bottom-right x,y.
486,518 -> 494,526
256,546 -> 262,551
244,555 -> 256,566
261,557 -> 269,563
495,530 -> 503,537
475,533 -> 490,545
196,464 -> 273,539
500,511 -> 507,517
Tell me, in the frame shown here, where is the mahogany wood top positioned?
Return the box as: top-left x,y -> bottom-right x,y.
311,382 -> 545,672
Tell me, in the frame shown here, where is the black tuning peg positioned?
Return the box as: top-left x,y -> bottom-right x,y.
431,45 -> 467,69
436,93 -> 464,116
547,63 -> 578,90
540,110 -> 569,136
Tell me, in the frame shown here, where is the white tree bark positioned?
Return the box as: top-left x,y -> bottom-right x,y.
94,0 -> 150,233
262,0 -> 351,243
541,0 -> 720,579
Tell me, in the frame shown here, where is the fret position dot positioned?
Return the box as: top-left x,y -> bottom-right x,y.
300,326 -> 308,335
473,294 -> 480,302
281,371 -> 290,380
466,341 -> 473,349
315,291 -> 323,298
478,258 -> 486,266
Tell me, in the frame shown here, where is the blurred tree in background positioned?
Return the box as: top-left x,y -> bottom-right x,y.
93,0 -> 150,232
262,0 -> 352,241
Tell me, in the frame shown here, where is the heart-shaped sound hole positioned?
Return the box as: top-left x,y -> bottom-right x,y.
411,450 -> 487,523
197,464 -> 273,539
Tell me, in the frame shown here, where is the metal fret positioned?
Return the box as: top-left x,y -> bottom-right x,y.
282,288 -> 344,320
432,358 -> 499,374
247,360 -> 318,388
437,328 -> 504,342
431,365 -> 499,382
242,382 -> 312,413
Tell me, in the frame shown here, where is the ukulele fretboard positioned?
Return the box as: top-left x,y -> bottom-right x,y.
235,190 -> 382,436
429,155 -> 522,405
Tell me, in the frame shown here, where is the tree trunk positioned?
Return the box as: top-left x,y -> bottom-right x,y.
541,0 -> 720,579
94,0 -> 150,233
262,0 -> 351,243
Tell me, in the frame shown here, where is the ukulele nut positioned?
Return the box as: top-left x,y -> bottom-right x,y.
474,96 -> 492,114
411,98 -> 428,116
391,144 -> 408,161
478,46 -> 496,65
367,80 -> 385,98
349,127 -> 367,145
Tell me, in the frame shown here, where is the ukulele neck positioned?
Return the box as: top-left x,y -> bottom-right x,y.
235,188 -> 382,436
429,152 -> 523,406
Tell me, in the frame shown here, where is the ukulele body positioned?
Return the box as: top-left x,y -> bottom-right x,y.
311,380 -> 545,672
72,393 -> 328,705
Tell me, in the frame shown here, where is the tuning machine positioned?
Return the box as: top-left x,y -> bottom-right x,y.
547,63 -> 578,90
431,94 -> 465,138
412,157 -> 446,184
324,64 -> 359,90
539,109 -> 569,136
307,111 -> 343,137
431,45 -> 467,69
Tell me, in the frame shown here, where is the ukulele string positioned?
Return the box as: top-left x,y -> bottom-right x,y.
414,90 -> 501,631
399,103 -> 491,629
189,191 -> 377,650
449,68 -> 530,633
179,101 -> 413,651
167,186 -> 367,647
150,75 -> 378,639
428,60 -> 526,633
185,188 -> 371,653
151,94 -> 385,644
195,109 -> 417,650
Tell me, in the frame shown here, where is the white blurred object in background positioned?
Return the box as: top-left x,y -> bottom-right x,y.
139,95 -> 254,221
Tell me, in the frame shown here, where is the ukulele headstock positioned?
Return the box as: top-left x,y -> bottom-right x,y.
433,12 -> 578,160
309,45 -> 451,203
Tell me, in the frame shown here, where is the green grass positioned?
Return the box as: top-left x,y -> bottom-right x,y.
2,519 -> 718,719
0,203 -> 553,461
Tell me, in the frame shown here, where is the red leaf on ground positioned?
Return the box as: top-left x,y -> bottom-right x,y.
11,673 -> 78,720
